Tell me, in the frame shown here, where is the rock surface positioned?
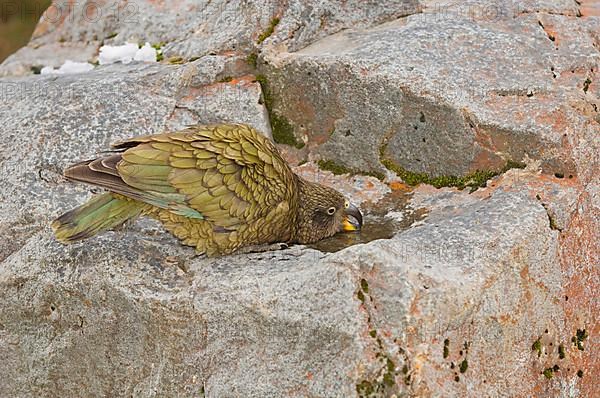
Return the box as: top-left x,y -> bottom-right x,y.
260,2 -> 599,179
0,1 -> 597,397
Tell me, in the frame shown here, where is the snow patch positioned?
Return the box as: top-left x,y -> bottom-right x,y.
98,42 -> 157,65
134,43 -> 158,62
40,60 -> 95,75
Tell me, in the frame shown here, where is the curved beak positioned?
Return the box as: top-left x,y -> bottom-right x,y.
342,203 -> 363,232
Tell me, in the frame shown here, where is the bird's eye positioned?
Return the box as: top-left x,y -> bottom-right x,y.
344,201 -> 349,209
327,206 -> 336,215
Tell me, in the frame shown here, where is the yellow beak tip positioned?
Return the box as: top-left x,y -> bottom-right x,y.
342,218 -> 359,232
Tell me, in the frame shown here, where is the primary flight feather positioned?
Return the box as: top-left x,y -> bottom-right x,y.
52,123 -> 362,256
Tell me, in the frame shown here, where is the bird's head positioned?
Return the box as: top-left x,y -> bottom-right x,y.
295,178 -> 363,244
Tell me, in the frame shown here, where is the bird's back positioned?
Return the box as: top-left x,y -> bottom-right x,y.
54,123 -> 300,255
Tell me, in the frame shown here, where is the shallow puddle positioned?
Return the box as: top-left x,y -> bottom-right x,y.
309,188 -> 428,253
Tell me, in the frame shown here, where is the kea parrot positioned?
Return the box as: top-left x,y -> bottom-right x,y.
52,123 -> 363,256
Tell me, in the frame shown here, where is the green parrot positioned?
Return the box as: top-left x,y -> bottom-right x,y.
52,123 -> 363,256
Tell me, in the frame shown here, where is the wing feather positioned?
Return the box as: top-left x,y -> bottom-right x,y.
66,124 -> 296,229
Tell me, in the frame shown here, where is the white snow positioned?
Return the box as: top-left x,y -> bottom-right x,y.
40,60 -> 95,75
134,43 -> 158,62
39,42 -> 158,76
98,42 -> 157,65
98,42 -> 138,65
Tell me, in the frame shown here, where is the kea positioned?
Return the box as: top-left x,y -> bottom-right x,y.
52,123 -> 363,256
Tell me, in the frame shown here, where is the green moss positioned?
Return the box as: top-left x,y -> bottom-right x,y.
443,339 -> 450,359
360,278 -> 369,293
255,74 -> 305,149
272,114 -> 304,148
383,361 -> 396,386
151,42 -> 166,62
246,52 -> 258,68
218,76 -> 233,83
573,329 -> 588,351
189,56 -> 201,62
532,338 -> 542,357
459,359 -> 468,373
317,159 -> 384,180
317,160 -> 352,175
576,329 -> 588,341
168,56 -> 184,64
382,158 -> 521,191
379,141 -> 525,191
257,17 -> 280,44
558,344 -> 566,359
369,330 -> 377,338
357,290 -> 365,303
542,367 -> 554,379
364,170 -> 386,181
583,78 -> 592,94
356,380 -> 375,396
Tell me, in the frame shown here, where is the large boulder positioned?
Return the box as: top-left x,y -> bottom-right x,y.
0,0 -> 419,77
0,0 -> 597,397
259,4 -> 599,180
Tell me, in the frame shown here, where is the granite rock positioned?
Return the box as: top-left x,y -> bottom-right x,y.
0,1 -> 597,397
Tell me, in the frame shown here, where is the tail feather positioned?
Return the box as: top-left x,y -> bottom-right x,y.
52,193 -> 143,243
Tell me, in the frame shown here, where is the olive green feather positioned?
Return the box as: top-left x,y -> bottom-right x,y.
52,123 -> 358,256
52,193 -> 144,242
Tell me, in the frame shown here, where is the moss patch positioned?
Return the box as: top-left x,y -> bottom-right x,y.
583,78 -> 591,94
558,344 -> 566,359
380,141 -> 525,191
357,290 -> 365,303
542,367 -> 554,379
572,328 -> 588,351
356,354 -> 398,397
459,359 -> 468,373
167,56 -> 184,64
271,113 -> 303,147
255,74 -> 305,149
317,159 -> 351,175
257,17 -> 280,44
151,42 -> 166,62
218,76 -> 233,83
356,380 -> 375,397
246,52 -> 258,68
443,338 -> 450,359
317,159 -> 385,181
532,338 -> 542,357
360,278 -> 369,293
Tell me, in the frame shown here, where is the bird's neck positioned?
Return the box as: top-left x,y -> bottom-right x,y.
293,177 -> 321,243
